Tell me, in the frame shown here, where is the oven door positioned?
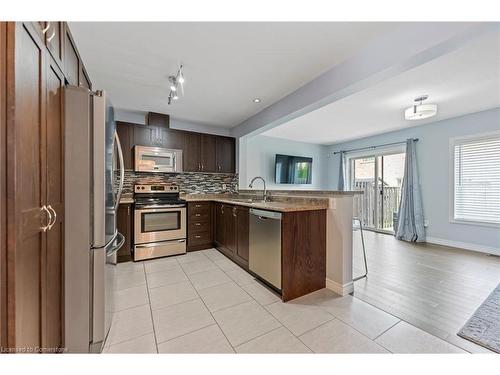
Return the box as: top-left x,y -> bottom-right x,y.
135,205 -> 186,244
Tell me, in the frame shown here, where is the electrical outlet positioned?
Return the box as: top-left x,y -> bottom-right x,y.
222,183 -> 227,190
424,220 -> 429,227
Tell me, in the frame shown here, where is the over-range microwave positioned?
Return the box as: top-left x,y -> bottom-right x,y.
134,145 -> 183,173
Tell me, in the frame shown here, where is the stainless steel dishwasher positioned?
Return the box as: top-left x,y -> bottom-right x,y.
249,208 -> 282,290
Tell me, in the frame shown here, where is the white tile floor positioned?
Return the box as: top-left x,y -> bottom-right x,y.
102,248 -> 467,354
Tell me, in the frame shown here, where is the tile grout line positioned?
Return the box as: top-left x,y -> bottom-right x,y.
179,251 -> 237,353
189,249 -> 287,352
143,261 -> 160,353
203,249 -> 293,351
372,319 -> 402,341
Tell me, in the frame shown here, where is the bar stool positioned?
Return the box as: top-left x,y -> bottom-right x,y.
353,200 -> 368,282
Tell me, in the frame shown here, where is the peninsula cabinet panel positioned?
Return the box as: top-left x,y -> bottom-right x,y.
216,136 -> 235,173
281,210 -> 326,302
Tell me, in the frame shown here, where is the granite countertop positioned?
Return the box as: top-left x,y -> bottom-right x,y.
181,194 -> 329,212
119,190 -> 355,212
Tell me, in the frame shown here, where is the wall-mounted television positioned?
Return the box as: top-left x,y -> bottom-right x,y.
275,154 -> 313,184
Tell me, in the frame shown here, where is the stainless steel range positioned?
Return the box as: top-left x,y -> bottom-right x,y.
133,184 -> 187,261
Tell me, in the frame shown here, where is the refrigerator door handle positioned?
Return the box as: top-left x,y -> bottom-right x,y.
114,130 -> 125,212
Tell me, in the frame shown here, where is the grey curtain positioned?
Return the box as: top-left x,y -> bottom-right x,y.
338,152 -> 345,191
395,139 -> 426,242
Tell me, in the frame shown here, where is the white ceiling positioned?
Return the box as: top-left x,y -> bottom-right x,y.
69,22 -> 398,127
262,31 -> 500,145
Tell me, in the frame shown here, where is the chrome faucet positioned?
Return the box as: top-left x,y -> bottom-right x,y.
249,176 -> 267,202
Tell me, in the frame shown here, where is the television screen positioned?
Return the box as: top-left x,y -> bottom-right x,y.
275,154 -> 312,184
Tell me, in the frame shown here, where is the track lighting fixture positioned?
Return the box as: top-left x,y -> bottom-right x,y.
168,65 -> 184,105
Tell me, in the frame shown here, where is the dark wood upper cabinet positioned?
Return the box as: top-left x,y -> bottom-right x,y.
116,119 -> 236,175
201,134 -> 217,172
161,128 -> 185,150
147,112 -> 169,127
64,29 -> 79,86
184,132 -> 201,172
116,122 -> 133,170
216,136 -> 236,173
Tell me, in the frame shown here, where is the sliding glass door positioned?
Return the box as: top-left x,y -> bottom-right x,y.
349,151 -> 405,233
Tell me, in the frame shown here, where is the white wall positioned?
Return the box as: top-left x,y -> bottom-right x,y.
240,135 -> 329,190
327,108 -> 500,253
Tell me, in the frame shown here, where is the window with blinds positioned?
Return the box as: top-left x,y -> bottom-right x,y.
453,134 -> 500,225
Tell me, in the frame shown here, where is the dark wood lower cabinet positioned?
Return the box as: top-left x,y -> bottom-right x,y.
187,201 -> 213,251
117,203 -> 133,263
213,203 -> 249,269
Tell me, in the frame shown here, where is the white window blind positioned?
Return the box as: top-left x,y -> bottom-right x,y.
453,135 -> 500,225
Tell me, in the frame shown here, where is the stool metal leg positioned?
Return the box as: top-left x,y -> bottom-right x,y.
353,217 -> 368,282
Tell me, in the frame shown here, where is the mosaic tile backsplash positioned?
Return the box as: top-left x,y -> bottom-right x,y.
118,170 -> 239,195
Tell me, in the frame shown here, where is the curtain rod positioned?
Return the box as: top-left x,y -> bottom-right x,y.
330,138 -> 419,156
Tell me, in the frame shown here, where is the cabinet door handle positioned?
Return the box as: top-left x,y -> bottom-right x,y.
42,22 -> 51,34
47,29 -> 56,43
195,213 -> 201,217
218,165 -> 221,172
198,162 -> 201,171
201,163 -> 204,171
195,235 -> 201,239
47,205 -> 57,230
40,205 -> 51,232
195,204 -> 202,208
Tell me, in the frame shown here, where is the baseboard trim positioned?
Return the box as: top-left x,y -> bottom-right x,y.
426,237 -> 500,256
326,278 -> 354,296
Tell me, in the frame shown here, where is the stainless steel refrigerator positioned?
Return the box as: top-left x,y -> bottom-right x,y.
64,86 -> 125,353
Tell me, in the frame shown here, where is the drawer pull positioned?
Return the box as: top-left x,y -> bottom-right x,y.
194,223 -> 201,226
195,235 -> 201,239
195,213 -> 201,217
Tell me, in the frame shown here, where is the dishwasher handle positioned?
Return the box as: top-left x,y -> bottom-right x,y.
250,208 -> 282,220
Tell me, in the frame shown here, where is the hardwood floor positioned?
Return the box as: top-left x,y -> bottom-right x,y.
352,230 -> 500,353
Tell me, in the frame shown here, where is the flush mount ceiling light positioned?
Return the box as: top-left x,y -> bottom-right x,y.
168,65 -> 184,105
253,98 -> 261,103
404,95 -> 437,120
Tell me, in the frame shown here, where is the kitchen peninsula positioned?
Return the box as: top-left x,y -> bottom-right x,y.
119,189 -> 359,301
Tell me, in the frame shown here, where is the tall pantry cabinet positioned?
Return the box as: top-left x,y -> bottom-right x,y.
0,21 -> 92,352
